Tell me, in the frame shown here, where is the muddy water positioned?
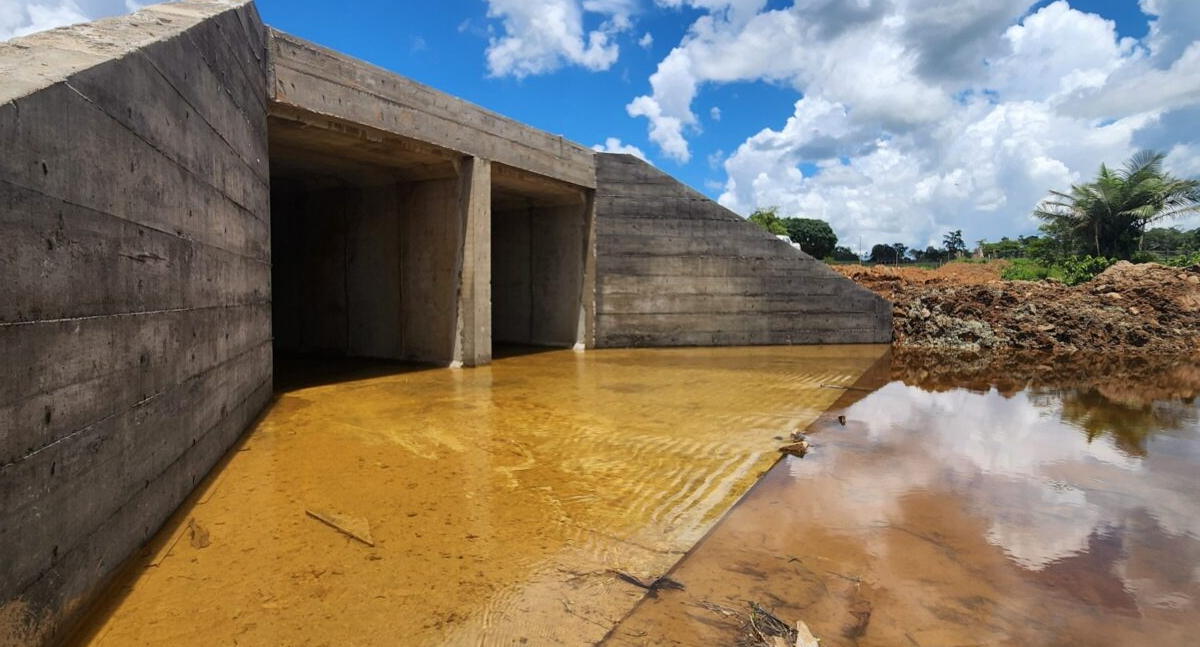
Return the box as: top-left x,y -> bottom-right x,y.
69,345 -> 885,646
605,354 -> 1200,647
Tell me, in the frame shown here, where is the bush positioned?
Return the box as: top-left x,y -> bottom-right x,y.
1058,255 -> 1116,285
783,218 -> 838,259
748,208 -> 788,236
1001,258 -> 1053,281
1000,256 -> 1115,285
1163,251 -> 1200,268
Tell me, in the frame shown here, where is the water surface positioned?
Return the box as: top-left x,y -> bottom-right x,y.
606,353 -> 1200,647
70,345 -> 885,646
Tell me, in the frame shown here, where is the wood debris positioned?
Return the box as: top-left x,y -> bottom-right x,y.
306,508 -> 375,547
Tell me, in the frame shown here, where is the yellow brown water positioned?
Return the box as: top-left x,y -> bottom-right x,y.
604,353 -> 1200,647
68,345 -> 886,646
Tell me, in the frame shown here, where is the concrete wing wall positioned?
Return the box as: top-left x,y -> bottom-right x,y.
0,2 -> 272,643
593,154 -> 892,347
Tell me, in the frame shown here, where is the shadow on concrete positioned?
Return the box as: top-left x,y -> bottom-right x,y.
490,343 -> 569,360
272,353 -> 439,393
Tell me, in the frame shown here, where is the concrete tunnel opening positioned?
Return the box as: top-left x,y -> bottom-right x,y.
265,110 -> 592,375
490,166 -> 590,350
267,112 -> 467,371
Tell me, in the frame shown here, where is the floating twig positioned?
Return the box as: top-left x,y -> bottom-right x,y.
306,508 -> 375,547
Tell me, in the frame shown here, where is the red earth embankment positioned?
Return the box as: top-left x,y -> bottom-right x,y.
835,261 -> 1200,354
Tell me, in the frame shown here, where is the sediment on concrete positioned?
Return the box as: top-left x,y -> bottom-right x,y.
592,154 -> 892,347
0,2 -> 273,644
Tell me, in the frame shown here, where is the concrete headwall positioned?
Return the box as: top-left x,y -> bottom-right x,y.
593,154 -> 892,346
0,2 -> 272,643
267,30 -> 596,190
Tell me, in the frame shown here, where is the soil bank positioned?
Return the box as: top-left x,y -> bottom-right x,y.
835,261 -> 1200,354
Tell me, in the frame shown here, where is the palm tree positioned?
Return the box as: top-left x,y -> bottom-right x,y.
1035,151 -> 1200,259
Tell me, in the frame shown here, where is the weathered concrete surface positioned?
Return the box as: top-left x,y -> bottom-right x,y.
267,29 -> 596,190
593,154 -> 892,347
455,157 -> 493,367
0,2 -> 272,644
270,180 -> 404,358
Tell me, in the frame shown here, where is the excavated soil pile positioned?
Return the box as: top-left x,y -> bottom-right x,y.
836,261 -> 1200,353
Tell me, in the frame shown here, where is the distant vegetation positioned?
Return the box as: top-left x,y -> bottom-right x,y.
1035,151 -> 1200,259
747,207 -> 838,259
865,230 -> 967,265
985,151 -> 1200,284
744,150 -> 1200,286
746,151 -> 1199,285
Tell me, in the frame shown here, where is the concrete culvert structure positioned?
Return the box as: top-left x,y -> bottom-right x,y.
0,1 -> 890,644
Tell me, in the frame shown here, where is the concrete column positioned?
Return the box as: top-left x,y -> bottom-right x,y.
578,191 -> 598,349
455,156 -> 492,367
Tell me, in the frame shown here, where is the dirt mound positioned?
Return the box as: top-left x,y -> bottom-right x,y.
838,261 -> 1007,291
836,261 -> 1200,354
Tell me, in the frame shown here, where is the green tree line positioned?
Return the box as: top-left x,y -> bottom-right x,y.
744,150 -> 1200,275
748,207 -> 848,259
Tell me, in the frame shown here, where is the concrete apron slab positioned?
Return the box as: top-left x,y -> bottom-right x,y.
66,345 -> 887,646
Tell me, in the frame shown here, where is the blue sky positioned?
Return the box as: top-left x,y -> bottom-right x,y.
4,0 -> 1199,252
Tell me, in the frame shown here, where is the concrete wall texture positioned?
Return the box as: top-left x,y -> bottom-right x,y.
0,2 -> 273,644
0,1 -> 889,643
270,177 -> 473,365
593,154 -> 892,346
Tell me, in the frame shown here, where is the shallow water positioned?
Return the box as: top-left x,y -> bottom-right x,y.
605,354 -> 1200,647
70,345 -> 885,646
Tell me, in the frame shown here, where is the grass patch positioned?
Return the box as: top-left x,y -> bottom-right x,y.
1000,259 -> 1062,282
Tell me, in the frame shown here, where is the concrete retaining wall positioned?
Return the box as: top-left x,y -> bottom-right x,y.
593,154 -> 892,347
0,2 -> 272,643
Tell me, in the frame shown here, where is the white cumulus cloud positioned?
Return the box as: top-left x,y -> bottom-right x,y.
1,0 -> 86,41
592,136 -> 649,161
1,0 -> 148,42
484,0 -> 637,78
627,0 -> 1200,249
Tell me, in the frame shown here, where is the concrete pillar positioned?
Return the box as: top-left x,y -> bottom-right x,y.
579,191 -> 598,349
455,156 -> 492,367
